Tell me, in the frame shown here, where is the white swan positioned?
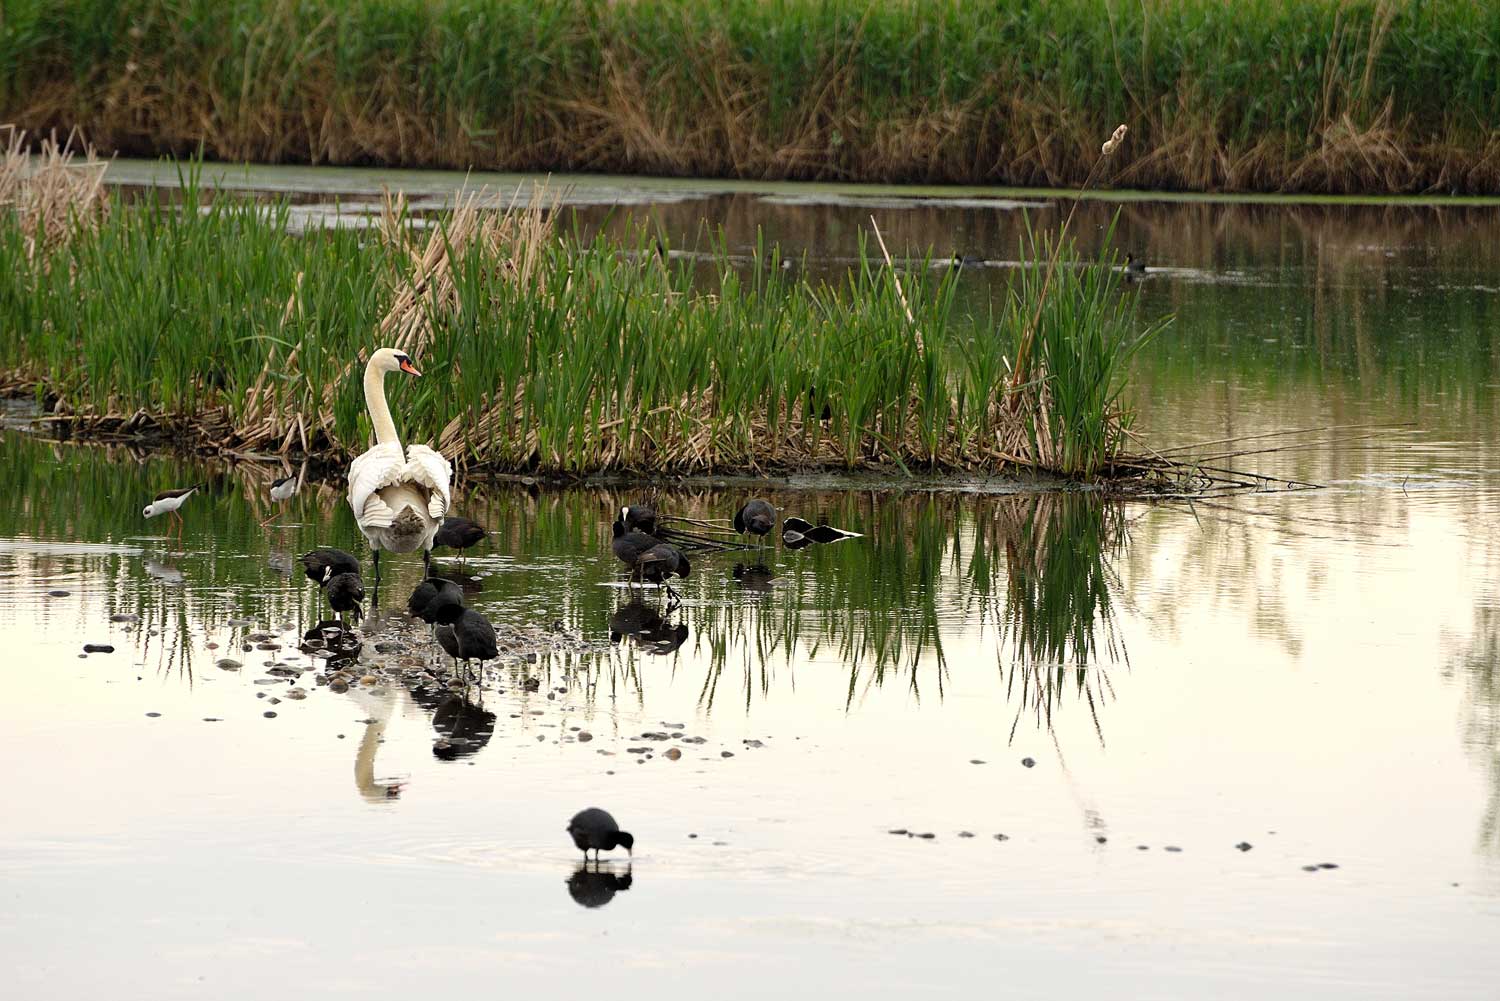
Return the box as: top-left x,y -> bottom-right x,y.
348,348 -> 453,580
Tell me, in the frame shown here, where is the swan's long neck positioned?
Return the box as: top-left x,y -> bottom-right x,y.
363,359 -> 401,446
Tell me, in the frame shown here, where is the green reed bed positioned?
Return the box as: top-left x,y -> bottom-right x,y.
0,180 -> 1160,480
4,0 -> 1499,194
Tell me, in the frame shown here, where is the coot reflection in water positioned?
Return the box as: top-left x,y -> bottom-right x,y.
567,863 -> 634,908
429,693 -> 497,760
609,600 -> 689,655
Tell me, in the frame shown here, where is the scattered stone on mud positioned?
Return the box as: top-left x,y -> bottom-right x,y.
1317,863 -> 1339,870
1021,757 -> 1036,768
664,748 -> 682,760
993,833 -> 1009,842
254,642 -> 281,651
915,832 -> 936,840
958,831 -> 975,838
577,732 -> 593,742
145,712 -> 161,718
253,678 -> 278,686
743,739 -> 765,748
626,746 -> 648,754
263,710 -> 278,718
1096,836 -> 1108,844
283,688 -> 307,700
374,642 -> 402,654
1301,865 -> 1320,872
247,632 -> 274,643
1236,842 -> 1253,852
1165,846 -> 1183,853
358,675 -> 378,686
329,680 -> 349,693
83,643 -> 114,653
1137,845 -> 1150,851
681,736 -> 706,744
202,717 -> 222,722
720,751 -> 734,758
110,613 -> 139,623
970,759 -> 985,765
47,589 -> 69,597
641,732 -> 670,740
889,829 -> 909,836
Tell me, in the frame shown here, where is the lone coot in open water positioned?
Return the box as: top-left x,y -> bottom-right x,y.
567,807 -> 634,861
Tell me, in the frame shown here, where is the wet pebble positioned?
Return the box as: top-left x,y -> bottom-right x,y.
681,736 -> 706,745
664,748 -> 682,761
110,613 -> 139,623
283,688 -> 307,701
1165,846 -> 1183,853
888,829 -> 909,836
145,712 -> 161,718
577,732 -> 593,742
742,739 -> 765,748
216,658 -> 241,671
227,618 -> 256,627
1236,842 -> 1253,852
1096,836 -> 1108,844
329,680 -> 349,694
47,589 -> 69,597
993,833 -> 1009,842
263,711 -> 278,718
914,832 -> 936,840
202,717 -> 222,722
247,632 -> 274,643
1137,845 -> 1150,851
720,751 -> 734,758
83,643 -> 115,653
1021,757 -> 1036,768
1317,863 -> 1339,870
970,759 -> 985,765
1301,865 -> 1320,872
958,831 -> 974,838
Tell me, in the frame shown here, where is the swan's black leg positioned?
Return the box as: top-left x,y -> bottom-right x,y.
372,549 -> 381,584
423,548 -> 431,576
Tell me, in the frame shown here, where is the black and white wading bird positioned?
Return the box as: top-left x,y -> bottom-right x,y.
261,469 -> 301,526
733,498 -> 777,551
567,808 -> 634,861
432,516 -> 487,567
348,348 -> 453,582
143,484 -> 204,542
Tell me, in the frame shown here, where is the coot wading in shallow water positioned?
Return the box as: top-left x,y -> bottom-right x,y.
567,808 -> 634,861
733,499 -> 777,552
611,519 -> 690,604
432,516 -> 487,567
143,484 -> 204,542
436,608 -> 498,680
347,348 -> 453,583
323,569 -> 365,625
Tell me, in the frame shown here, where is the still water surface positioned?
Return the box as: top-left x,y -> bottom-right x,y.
3,168 -> 1500,998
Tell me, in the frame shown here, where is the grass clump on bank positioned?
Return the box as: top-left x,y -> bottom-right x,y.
0,152 -> 1162,482
3,0 -> 1499,194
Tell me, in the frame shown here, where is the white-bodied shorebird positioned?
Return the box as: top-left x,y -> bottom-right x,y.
261,470 -> 301,526
143,484 -> 203,542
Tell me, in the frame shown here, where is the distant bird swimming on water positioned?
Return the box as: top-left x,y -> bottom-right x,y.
143,484 -> 204,541
567,807 -> 634,861
733,499 -> 776,550
432,516 -> 487,567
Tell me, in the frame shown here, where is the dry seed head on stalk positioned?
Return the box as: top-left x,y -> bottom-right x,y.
1101,124 -> 1128,157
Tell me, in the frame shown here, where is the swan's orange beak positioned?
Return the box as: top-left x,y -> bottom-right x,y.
399,358 -> 422,377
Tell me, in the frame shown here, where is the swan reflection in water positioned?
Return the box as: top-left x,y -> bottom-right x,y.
567,863 -> 634,908
609,600 -> 688,655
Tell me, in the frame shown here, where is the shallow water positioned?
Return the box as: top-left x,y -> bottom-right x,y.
6,169 -> 1500,998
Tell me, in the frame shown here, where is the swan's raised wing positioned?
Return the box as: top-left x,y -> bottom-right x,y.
348,442 -> 409,528
403,444 -> 453,519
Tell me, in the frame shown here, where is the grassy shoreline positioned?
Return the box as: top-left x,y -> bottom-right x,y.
0,150 -> 1166,483
4,0 -> 1499,195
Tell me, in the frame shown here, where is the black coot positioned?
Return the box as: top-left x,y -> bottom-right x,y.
621,504 -> 658,536
300,548 -> 360,585
433,516 -> 487,565
325,571 -> 365,624
567,807 -> 634,860
733,499 -> 776,547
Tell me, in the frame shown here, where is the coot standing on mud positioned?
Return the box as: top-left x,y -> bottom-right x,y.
438,608 -> 498,679
567,807 -> 634,861
611,519 -> 690,601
